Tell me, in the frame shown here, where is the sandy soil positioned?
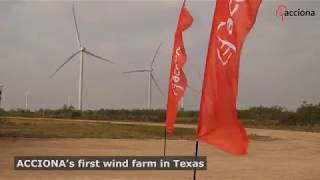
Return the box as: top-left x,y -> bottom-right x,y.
1,128 -> 320,180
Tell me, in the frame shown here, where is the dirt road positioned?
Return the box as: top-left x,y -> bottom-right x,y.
1,128 -> 320,180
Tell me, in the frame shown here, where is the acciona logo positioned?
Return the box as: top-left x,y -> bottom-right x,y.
276,4 -> 316,22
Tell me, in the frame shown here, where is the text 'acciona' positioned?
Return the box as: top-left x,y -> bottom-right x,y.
276,4 -> 316,22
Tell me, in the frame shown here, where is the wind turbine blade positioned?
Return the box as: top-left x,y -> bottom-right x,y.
72,3 -> 82,48
123,69 -> 150,74
49,50 -> 81,79
151,73 -> 164,96
84,50 -> 114,64
150,42 -> 162,67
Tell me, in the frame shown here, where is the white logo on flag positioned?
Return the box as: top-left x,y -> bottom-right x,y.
172,46 -> 184,96
216,0 -> 245,66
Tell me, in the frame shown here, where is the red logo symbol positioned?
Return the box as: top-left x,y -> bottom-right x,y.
276,4 -> 287,22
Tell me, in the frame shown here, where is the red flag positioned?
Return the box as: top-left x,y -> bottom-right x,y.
197,0 -> 262,155
166,0 -> 193,133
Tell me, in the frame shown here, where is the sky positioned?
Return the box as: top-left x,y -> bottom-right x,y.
0,0 -> 319,111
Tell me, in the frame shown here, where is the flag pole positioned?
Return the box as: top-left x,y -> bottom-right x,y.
163,127 -> 167,156
193,140 -> 199,180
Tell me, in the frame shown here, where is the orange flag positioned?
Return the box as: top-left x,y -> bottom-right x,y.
166,0 -> 193,133
197,0 -> 262,155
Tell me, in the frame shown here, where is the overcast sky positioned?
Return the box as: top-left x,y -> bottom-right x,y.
0,0 -> 319,111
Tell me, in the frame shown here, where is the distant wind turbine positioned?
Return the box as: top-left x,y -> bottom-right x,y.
25,90 -> 30,110
49,3 -> 114,111
180,85 -> 200,110
180,68 -> 202,110
123,43 -> 163,109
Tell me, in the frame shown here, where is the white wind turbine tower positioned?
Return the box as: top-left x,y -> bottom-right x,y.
180,85 -> 200,110
181,95 -> 185,110
25,90 -> 30,110
123,43 -> 163,110
50,3 -> 114,111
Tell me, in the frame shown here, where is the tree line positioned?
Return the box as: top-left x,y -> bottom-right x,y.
0,101 -> 319,126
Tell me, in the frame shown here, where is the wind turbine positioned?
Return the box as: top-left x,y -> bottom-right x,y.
25,90 -> 30,110
180,85 -> 200,110
180,96 -> 185,111
180,67 -> 202,110
123,43 -> 163,109
49,3 -> 114,111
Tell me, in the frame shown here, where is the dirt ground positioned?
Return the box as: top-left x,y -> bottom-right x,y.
1,128 -> 320,180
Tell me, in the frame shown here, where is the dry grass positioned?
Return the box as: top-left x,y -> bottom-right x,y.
0,117 -> 277,142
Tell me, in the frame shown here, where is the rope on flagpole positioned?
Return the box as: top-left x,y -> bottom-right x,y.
193,140 -> 199,180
